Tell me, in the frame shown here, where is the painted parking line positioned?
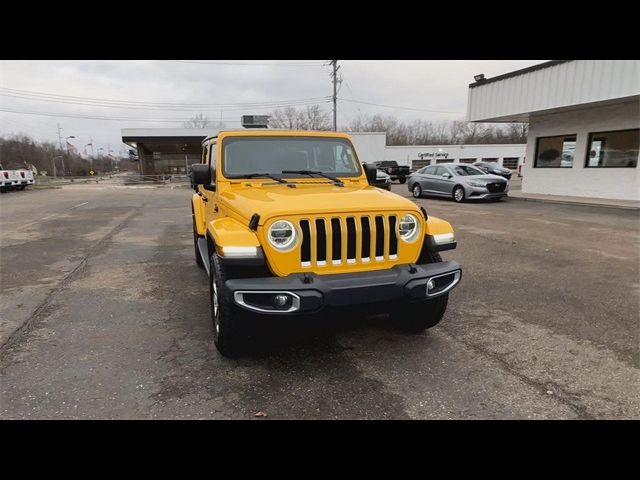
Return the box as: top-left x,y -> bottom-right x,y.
69,202 -> 89,210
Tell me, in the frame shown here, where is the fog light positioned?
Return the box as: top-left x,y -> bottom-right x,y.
273,294 -> 289,307
426,279 -> 435,292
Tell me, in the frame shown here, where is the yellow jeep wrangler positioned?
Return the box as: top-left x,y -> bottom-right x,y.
191,127 -> 461,356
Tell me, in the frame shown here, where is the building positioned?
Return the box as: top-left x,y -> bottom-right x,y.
467,60 -> 640,201
383,143 -> 525,170
122,128 -> 219,176
121,128 -> 526,177
349,133 -> 525,170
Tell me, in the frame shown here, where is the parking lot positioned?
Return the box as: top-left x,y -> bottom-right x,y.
0,183 -> 638,419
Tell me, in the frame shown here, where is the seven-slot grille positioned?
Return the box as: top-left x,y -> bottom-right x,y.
299,215 -> 399,267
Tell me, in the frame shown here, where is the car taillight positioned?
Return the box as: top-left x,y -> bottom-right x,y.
20,172 -> 25,178
3,172 -> 8,179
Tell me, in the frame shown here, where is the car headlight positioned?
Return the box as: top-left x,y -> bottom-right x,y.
398,214 -> 420,243
468,181 -> 486,188
268,220 -> 298,250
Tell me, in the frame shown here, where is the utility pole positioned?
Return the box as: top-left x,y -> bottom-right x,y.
57,123 -> 63,149
330,60 -> 340,131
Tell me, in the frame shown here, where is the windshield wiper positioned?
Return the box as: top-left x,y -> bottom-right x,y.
281,170 -> 344,186
240,173 -> 289,184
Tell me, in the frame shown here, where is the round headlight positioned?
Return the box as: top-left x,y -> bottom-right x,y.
268,220 -> 298,250
398,214 -> 420,243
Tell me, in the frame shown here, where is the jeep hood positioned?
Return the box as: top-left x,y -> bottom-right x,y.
219,183 -> 419,224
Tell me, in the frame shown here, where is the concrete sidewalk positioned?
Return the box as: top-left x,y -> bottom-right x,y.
508,190 -> 640,210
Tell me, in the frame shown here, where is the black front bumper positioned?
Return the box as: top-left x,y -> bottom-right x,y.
226,261 -> 461,315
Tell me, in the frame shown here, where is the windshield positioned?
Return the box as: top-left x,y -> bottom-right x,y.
450,165 -> 486,176
222,136 -> 362,178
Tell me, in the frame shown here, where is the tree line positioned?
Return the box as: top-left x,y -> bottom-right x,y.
0,134 -> 137,175
267,108 -> 527,145
185,106 -> 528,145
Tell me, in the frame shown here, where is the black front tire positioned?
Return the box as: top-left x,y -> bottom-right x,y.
398,176 -> 406,184
392,251 -> 448,332
210,252 -> 249,357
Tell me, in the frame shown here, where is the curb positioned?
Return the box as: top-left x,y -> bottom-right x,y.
508,195 -> 640,211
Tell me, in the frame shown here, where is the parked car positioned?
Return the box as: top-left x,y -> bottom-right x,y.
371,168 -> 391,190
408,163 -> 508,203
473,161 -> 512,180
373,161 -> 411,184
191,128 -> 461,356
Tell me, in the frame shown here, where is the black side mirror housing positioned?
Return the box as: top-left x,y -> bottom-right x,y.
191,164 -> 213,191
364,163 -> 378,183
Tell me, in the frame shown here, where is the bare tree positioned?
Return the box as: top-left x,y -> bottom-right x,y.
345,114 -> 527,145
182,113 -> 210,129
302,105 -> 332,131
505,123 -> 529,143
268,105 -> 331,130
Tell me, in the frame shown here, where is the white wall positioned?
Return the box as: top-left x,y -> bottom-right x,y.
384,144 -> 526,168
348,132 -> 387,164
523,100 -> 640,200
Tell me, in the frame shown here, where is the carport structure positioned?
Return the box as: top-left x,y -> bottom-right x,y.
121,128 -> 219,176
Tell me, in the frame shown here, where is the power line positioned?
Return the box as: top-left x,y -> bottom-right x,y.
0,88 -> 331,111
0,108 -> 245,124
0,93 -> 330,112
338,98 -> 464,115
166,60 -> 323,67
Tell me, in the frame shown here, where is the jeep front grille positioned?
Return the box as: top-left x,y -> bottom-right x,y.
299,215 -> 399,268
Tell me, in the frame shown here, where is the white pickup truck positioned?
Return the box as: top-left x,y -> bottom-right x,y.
14,169 -> 36,190
1,168 -> 19,192
0,164 -> 35,192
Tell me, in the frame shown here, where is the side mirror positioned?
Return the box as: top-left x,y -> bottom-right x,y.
364,163 -> 378,183
442,172 -> 452,178
191,164 -> 213,190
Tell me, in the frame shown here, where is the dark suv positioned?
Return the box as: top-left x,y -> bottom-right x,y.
473,162 -> 512,180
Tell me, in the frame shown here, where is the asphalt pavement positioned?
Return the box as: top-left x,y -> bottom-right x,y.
0,183 -> 638,419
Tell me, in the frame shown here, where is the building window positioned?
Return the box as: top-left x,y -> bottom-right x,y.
503,157 -> 519,169
534,135 -> 576,168
585,129 -> 639,168
459,158 -> 476,164
436,158 -> 450,164
482,158 -> 498,162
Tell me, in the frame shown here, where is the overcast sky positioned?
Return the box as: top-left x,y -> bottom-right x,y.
0,60 -> 544,156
